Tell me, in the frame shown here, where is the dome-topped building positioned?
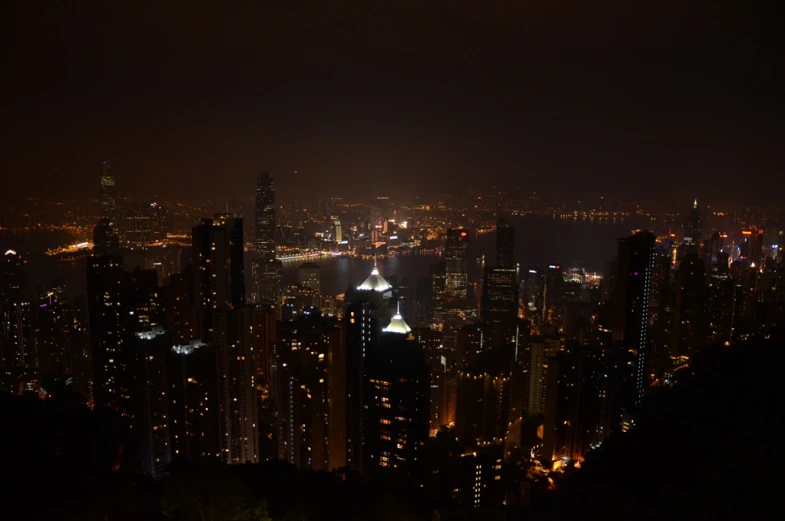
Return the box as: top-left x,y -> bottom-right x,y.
356,259 -> 392,293
383,302 -> 411,335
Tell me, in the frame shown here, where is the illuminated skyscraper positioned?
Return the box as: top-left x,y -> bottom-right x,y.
254,171 -> 276,261
684,198 -> 703,245
481,266 -> 518,324
495,219 -> 515,268
100,160 -> 116,220
445,229 -> 469,301
363,311 -> 429,477
253,172 -> 281,305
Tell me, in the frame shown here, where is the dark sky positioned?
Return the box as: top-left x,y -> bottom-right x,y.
2,0 -> 782,203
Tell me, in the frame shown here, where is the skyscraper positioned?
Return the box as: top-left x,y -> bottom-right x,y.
613,230 -> 656,408
683,199 -> 703,245
495,219 -> 515,268
253,171 -> 281,306
0,250 -> 34,393
191,215 -> 245,340
363,310 -> 429,477
445,229 -> 469,301
190,214 -> 258,463
481,266 -> 518,324
255,171 -> 276,261
100,160 -> 116,220
298,262 -> 321,294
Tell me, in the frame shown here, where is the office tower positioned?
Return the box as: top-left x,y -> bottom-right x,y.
298,262 -> 321,293
121,201 -> 167,247
613,230 -> 656,408
527,336 -> 561,416
481,266 -> 518,324
333,218 -> 343,242
100,160 -> 116,220
670,254 -> 707,359
683,199 -> 703,245
273,310 -> 344,470
93,218 -> 120,255
431,260 -> 447,320
369,205 -> 383,231
521,266 -> 544,323
363,310 -> 429,477
191,214 -> 245,340
253,172 -> 282,306
255,171 -> 276,261
496,218 -> 515,268
257,260 -> 283,307
342,263 -> 393,470
0,250 -> 34,393
445,229 -> 469,301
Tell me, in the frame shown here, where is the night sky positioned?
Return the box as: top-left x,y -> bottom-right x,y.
2,1 -> 782,203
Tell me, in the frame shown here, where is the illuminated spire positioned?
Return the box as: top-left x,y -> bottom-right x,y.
383,301 -> 412,335
693,198 -> 698,209
357,258 -> 391,292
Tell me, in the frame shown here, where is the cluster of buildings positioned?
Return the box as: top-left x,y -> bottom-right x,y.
2,163 -> 785,512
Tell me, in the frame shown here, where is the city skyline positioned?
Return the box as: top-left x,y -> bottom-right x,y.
1,3 -> 784,520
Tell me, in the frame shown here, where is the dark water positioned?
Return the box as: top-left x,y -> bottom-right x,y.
18,216 -> 633,298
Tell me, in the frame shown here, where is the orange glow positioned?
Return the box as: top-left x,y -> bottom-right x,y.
742,230 -> 753,235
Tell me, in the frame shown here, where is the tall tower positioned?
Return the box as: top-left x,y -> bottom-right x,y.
253,171 -> 281,306
191,214 -> 258,463
0,250 -> 34,392
684,199 -> 703,246
254,172 -> 276,261
613,230 -> 656,409
100,160 -> 116,220
445,229 -> 469,301
363,309 -> 429,477
495,219 -> 515,268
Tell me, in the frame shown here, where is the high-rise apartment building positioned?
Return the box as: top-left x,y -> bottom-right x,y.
613,230 -> 656,408
0,250 -> 34,393
190,214 -> 258,463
